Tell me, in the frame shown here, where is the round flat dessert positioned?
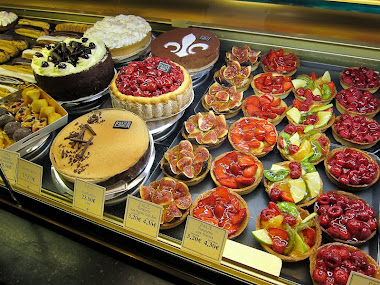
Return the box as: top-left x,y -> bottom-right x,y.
151,27 -> 220,76
50,109 -> 150,185
0,11 -> 18,31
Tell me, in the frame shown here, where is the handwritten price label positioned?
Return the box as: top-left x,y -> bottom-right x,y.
347,271 -> 380,285
181,216 -> 227,263
16,158 -> 42,194
0,149 -> 19,184
73,179 -> 105,218
124,195 -> 162,239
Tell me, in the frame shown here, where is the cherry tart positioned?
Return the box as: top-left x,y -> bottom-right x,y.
314,191 -> 377,245
260,49 -> 300,76
253,201 -> 321,262
225,45 -> 261,71
336,87 -> 380,118
242,94 -> 287,126
310,243 -> 380,285
210,151 -> 264,195
251,72 -> 293,99
228,117 -> 277,157
161,140 -> 211,186
190,186 -> 249,239
325,147 -> 380,191
214,61 -> 252,92
182,111 -> 228,149
277,124 -> 331,165
139,177 -> 192,230
202,82 -> 243,118
340,66 -> 380,93
332,114 -> 380,149
264,161 -> 323,207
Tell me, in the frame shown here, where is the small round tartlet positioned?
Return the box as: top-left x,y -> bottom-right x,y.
325,147 -> 380,191
228,117 -> 278,157
242,94 -> 287,126
260,49 -> 300,76
340,66 -> 380,93
161,140 -> 211,186
225,45 -> 261,71
190,186 -> 249,239
213,61 -> 253,92
210,150 -> 263,195
314,190 -> 377,245
139,177 -> 192,230
251,72 -> 293,99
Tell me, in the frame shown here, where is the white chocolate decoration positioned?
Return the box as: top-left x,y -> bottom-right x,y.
164,34 -> 209,58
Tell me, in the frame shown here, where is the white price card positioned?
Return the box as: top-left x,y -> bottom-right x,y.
347,271 -> 380,285
0,149 -> 19,184
16,158 -> 42,195
73,179 -> 105,219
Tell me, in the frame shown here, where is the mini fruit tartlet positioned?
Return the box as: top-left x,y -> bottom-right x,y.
310,243 -> 380,285
190,186 -> 249,239
210,151 -> 264,195
251,72 -> 293,99
252,201 -> 321,262
182,111 -> 228,149
161,140 -> 211,186
264,161 -> 323,207
225,45 -> 261,71
228,117 -> 277,157
202,82 -> 243,118
139,177 -> 192,230
214,61 -> 252,92
292,71 -> 336,104
260,49 -> 300,76
336,87 -> 380,118
277,124 -> 331,165
340,66 -> 380,93
286,99 -> 335,132
315,190 -> 377,245
332,113 -> 380,149
325,147 -> 380,191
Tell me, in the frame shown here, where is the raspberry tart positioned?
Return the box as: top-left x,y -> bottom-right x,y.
314,190 -> 377,245
181,111 -> 228,149
332,114 -> 380,149
252,201 -> 321,262
210,151 -> 264,195
110,57 -> 193,120
242,94 -> 287,126
260,49 -> 300,76
251,72 -> 293,99
277,124 -> 331,165
264,161 -> 323,208
228,117 -> 277,157
340,66 -> 380,93
161,140 -> 211,186
325,147 -> 380,191
139,177 -> 192,230
214,61 -> 252,92
225,45 -> 260,71
190,186 -> 249,239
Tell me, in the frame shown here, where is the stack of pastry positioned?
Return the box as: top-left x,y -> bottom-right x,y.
14,18 -> 50,39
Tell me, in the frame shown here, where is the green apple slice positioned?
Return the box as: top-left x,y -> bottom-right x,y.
292,79 -> 307,90
252,229 -> 273,245
304,172 -> 321,198
312,87 -> 322,96
293,232 -> 307,254
289,132 -> 300,146
287,107 -> 301,124
321,71 -> 331,83
314,111 -> 332,128
288,178 -> 307,203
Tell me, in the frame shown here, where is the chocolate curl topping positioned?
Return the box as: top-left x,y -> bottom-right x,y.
78,136 -> 93,159
84,124 -> 96,135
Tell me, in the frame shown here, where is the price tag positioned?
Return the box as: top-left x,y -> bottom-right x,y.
16,158 -> 42,195
347,271 -> 380,285
73,179 -> 105,218
181,216 -> 227,263
124,195 -> 162,239
0,149 -> 19,184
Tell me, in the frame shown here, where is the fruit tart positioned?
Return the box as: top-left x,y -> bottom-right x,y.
139,177 -> 192,230
325,147 -> 380,191
228,117 -> 277,157
202,82 -> 243,118
252,201 -> 321,262
264,161 -> 323,208
182,111 -> 228,149
277,124 -> 331,165
225,45 -> 261,71
315,190 -> 377,245
213,61 -> 252,92
210,151 -> 263,195
336,87 -> 380,118
340,66 -> 380,93
310,243 -> 380,285
242,94 -> 287,126
251,72 -> 293,99
161,140 -> 211,186
190,186 -> 249,239
286,98 -> 335,132
332,113 -> 380,149
292,71 -> 336,104
260,49 -> 300,76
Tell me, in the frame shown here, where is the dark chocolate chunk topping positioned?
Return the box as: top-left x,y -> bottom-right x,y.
82,38 -> 88,43
35,52 -> 43,58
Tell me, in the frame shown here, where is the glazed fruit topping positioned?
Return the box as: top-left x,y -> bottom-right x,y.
341,66 -> 379,89
336,87 -> 379,114
253,73 -> 292,94
203,82 -> 243,113
244,94 -> 286,120
226,45 -> 261,65
293,71 -> 335,102
217,61 -> 251,88
115,57 -> 184,97
261,49 -> 298,73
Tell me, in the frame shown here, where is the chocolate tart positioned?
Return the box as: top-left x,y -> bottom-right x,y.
260,51 -> 300,77
339,67 -> 380,94
336,95 -> 380,118
213,61 -> 253,92
286,105 -> 335,132
251,73 -> 292,99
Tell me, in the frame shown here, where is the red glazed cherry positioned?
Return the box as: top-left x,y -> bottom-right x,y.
313,268 -> 327,284
327,205 -> 343,219
334,267 -> 349,285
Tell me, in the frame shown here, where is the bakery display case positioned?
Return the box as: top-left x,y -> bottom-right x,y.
0,1 -> 379,284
